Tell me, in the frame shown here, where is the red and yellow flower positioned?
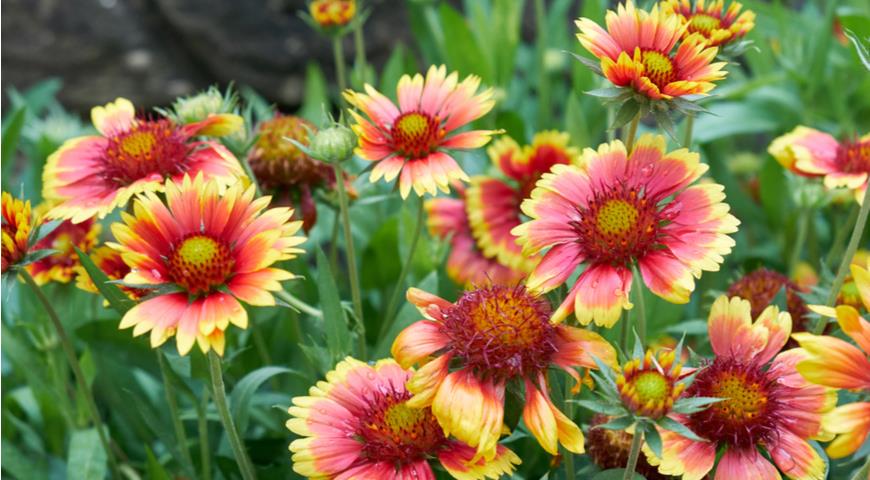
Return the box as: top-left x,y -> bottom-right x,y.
391,285 -> 616,459
309,0 -> 356,29
287,357 -> 520,479
644,296 -> 835,480
660,0 -> 755,48
426,192 -> 525,287
44,98 -> 245,223
74,245 -> 150,301
513,134 -> 739,326
793,260 -> 870,459
576,1 -> 727,100
109,174 -> 305,356
2,192 -> 34,273
26,208 -> 101,285
727,267 -> 810,336
344,65 -> 499,198
769,126 -> 870,204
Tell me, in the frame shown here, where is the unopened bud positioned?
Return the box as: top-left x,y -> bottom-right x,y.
309,124 -> 357,163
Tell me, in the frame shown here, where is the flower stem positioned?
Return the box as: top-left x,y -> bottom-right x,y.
851,455 -> 870,480
275,290 -> 323,318
207,351 -> 257,480
156,351 -> 195,477
20,269 -> 121,479
332,36 -> 348,100
381,199 -> 426,338
631,265 -> 646,346
333,163 -> 366,358
624,112 -> 641,154
197,390 -> 212,480
683,113 -> 694,148
789,207 -> 811,274
623,428 -> 644,480
825,204 -> 858,267
813,188 -> 870,334
353,18 -> 368,85
534,0 -> 550,129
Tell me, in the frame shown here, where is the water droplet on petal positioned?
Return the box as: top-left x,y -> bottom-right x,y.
591,281 -> 599,288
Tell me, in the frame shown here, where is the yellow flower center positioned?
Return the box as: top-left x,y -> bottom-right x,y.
120,131 -> 157,157
391,111 -> 440,159
711,373 -> 768,422
641,50 -> 677,88
688,14 -> 722,36
383,403 -> 429,438
167,234 -> 234,295
633,371 -> 670,404
359,397 -> 446,464
596,199 -> 639,236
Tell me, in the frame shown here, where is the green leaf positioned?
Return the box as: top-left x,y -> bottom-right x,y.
595,415 -> 634,430
570,399 -> 626,417
585,87 -> 626,99
230,366 -> 302,433
439,3 -> 492,82
652,110 -> 678,143
144,446 -> 171,480
844,29 -> 870,72
1,441 -> 48,480
74,247 -> 136,315
643,424 -> 663,458
66,429 -> 108,480
1,105 -> 27,184
671,396 -> 723,415
315,247 -> 351,362
591,468 -> 645,480
759,156 -> 790,228
299,63 -> 330,124
658,416 -> 705,441
611,100 -> 641,130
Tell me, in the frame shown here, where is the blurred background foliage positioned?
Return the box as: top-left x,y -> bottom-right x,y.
2,0 -> 870,479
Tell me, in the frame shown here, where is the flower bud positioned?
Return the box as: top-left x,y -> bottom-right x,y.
169,86 -> 236,125
309,124 -> 357,163
309,0 -> 356,29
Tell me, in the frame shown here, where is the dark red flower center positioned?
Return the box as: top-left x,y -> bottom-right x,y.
166,234 -> 234,295
836,139 -> 870,174
727,268 -> 809,333
390,111 -> 442,160
357,388 -> 446,465
440,285 -> 556,381
104,120 -> 189,186
685,358 -> 781,449
640,50 -> 678,89
687,14 -> 722,36
570,186 -> 665,266
250,115 -> 328,189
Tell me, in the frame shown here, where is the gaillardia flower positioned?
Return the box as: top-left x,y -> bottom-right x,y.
26,210 -> 101,285
287,357 -> 520,479
109,174 -> 305,356
793,261 -> 870,459
617,349 -> 685,420
2,192 -> 34,273
344,65 -> 499,198
44,98 -> 245,223
769,126 -> 870,204
513,134 -> 739,326
391,285 -> 616,459
660,0 -> 755,48
727,267 -> 810,335
74,245 -> 149,301
309,0 -> 356,29
576,1 -> 727,100
645,296 -> 835,480
426,193 -> 525,287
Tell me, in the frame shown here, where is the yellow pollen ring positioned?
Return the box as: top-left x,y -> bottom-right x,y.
120,131 -> 157,157
712,374 -> 767,421
177,236 -> 222,268
395,113 -> 430,141
688,14 -> 721,35
383,402 -> 428,436
596,199 -> 639,236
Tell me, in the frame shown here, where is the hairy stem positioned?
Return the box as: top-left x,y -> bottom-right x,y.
624,112 -> 641,153
333,163 -> 366,358
381,199 -> 425,338
208,351 -> 257,480
157,351 -> 195,477
623,429 -> 644,480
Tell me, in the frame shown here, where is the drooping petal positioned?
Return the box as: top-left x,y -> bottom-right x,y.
391,320 -> 450,368
431,370 -> 505,461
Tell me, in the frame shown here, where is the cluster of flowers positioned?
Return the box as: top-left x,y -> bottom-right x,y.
3,0 -> 869,479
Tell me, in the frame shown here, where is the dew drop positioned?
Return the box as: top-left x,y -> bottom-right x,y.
591,281 -> 599,288
641,164 -> 653,175
151,269 -> 162,279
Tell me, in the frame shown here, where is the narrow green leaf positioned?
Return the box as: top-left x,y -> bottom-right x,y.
595,415 -> 634,430
67,429 -> 108,480
611,100 -> 641,130
300,63 -> 330,124
844,29 -> 870,71
1,105 -> 27,176
658,416 -> 705,441
315,247 -> 351,362
569,399 -> 626,417
230,366 -> 302,433
74,247 -> 136,315
585,87 -> 626,99
644,424 -> 663,458
144,446 -> 171,480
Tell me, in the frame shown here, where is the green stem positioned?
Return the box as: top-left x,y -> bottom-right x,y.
563,379 -> 575,480
534,0 -> 549,129
624,112 -> 641,153
683,113 -> 695,148
332,36 -> 348,100
813,188 -> 870,334
381,199 -> 425,338
825,204 -> 858,267
198,390 -> 212,480
850,454 -> 870,480
623,429 -> 644,480
631,265 -> 646,346
207,351 -> 257,480
157,351 -> 195,477
789,208 -> 811,274
20,269 -> 121,479
329,208 -> 341,275
275,290 -> 323,318
250,327 -> 273,366
332,163 -> 366,358
353,18 -> 368,85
